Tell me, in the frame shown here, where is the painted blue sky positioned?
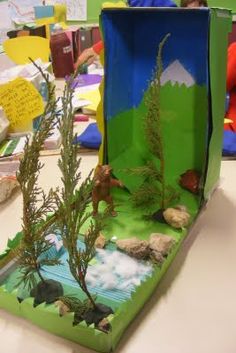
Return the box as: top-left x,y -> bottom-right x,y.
102,8 -> 210,120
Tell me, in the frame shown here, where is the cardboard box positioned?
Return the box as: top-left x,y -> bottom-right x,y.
101,7 -> 232,201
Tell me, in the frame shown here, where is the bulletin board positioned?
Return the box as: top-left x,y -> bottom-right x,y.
8,0 -> 42,24
48,0 -> 87,21
7,0 -> 87,23
0,0 -> 236,29
0,0 -> 117,26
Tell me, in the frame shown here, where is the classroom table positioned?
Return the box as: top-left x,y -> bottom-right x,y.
1,156 -> 236,353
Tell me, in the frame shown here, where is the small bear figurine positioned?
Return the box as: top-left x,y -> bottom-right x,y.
92,165 -> 123,217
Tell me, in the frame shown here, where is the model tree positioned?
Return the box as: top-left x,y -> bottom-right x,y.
15,62 -> 63,305
131,33 -> 179,211
15,61 -> 113,326
56,75 -> 113,326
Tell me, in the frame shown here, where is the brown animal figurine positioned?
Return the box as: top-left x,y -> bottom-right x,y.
92,165 -> 123,217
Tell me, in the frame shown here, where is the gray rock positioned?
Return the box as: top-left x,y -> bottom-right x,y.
163,206 -> 190,229
97,318 -> 111,333
149,250 -> 165,265
30,279 -> 63,307
149,233 -> 175,256
95,233 -> 106,249
116,237 -> 149,259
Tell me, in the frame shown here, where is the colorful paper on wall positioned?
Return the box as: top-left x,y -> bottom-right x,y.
0,77 -> 44,132
34,5 -> 54,19
54,4 -> 67,23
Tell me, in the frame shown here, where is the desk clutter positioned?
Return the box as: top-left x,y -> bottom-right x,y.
4,24 -> 101,77
2,0 -> 102,77
0,54 -> 103,203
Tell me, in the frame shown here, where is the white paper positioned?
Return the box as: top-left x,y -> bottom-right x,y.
0,29 -> 11,46
0,1 -> 13,45
0,1 -> 13,28
47,0 -> 87,21
8,0 -> 43,24
57,96 -> 91,111
0,59 -> 52,85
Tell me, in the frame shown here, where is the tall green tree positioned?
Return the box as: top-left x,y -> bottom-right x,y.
56,75 -> 103,309
131,33 -> 179,210
15,62 -> 60,289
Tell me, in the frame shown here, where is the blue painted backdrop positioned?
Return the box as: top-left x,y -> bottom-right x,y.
102,8 -> 210,120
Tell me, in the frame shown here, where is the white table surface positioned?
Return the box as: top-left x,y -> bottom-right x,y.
1,158 -> 236,353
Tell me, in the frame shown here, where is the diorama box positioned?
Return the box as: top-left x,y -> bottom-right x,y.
0,7 -> 231,353
101,7 -> 231,201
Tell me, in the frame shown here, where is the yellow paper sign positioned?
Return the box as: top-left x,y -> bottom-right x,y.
0,77 -> 44,132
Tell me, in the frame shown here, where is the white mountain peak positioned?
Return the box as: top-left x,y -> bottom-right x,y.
160,60 -> 195,87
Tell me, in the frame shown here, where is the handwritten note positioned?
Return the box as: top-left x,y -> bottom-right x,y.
47,0 -> 87,21
0,77 -> 44,132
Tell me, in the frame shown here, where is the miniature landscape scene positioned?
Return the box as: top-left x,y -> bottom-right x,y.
0,8 -> 230,353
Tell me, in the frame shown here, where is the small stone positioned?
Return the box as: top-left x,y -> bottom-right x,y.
97,318 -> 111,333
149,233 -> 175,256
95,233 -> 106,249
163,206 -> 190,229
0,176 -> 19,203
110,236 -> 117,242
82,303 -> 113,326
116,237 -> 149,259
179,169 -> 200,194
149,250 -> 165,264
55,300 -> 70,317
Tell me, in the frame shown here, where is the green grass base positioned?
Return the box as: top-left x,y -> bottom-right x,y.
0,233 -> 185,352
0,189 -> 199,352
82,187 -> 200,242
